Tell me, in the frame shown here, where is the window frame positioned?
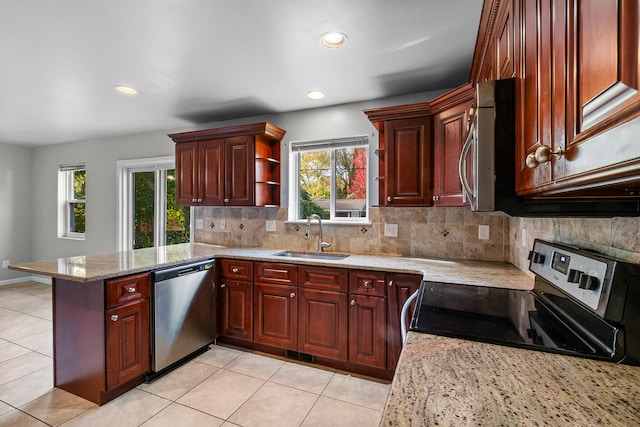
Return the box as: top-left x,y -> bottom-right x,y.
288,135 -> 370,223
58,164 -> 86,240
116,156 -> 194,252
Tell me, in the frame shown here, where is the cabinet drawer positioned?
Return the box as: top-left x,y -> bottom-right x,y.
219,259 -> 253,280
349,270 -> 386,297
299,266 -> 347,292
254,262 -> 297,285
106,273 -> 150,308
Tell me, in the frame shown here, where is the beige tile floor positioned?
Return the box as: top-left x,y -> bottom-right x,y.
0,282 -> 390,426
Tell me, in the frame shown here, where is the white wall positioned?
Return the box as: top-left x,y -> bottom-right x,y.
24,90 -> 446,263
0,143 -> 33,283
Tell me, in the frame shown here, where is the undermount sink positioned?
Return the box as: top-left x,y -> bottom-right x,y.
273,250 -> 350,260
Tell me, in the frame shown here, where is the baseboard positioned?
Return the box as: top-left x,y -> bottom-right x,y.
0,275 -> 52,286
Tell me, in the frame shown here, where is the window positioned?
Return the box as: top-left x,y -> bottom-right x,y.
59,164 -> 86,239
117,157 -> 192,251
289,136 -> 369,222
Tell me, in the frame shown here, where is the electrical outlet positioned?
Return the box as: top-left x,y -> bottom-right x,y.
478,225 -> 490,240
195,219 -> 204,230
2,260 -> 9,269
219,220 -> 226,230
384,223 -> 398,237
265,220 -> 276,232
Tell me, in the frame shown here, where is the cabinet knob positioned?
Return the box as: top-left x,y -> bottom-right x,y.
127,287 -> 136,293
388,280 -> 394,287
192,198 -> 197,203
526,145 -> 563,168
350,299 -> 356,306
387,196 -> 392,202
232,267 -> 239,273
432,195 -> 439,201
197,198 -> 202,203
220,283 -> 226,288
290,292 -> 296,298
363,281 -> 371,288
224,198 -> 230,203
111,315 -> 118,322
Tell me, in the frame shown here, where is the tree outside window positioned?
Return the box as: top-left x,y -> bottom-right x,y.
292,136 -> 369,222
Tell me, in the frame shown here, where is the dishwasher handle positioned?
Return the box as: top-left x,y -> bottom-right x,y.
152,259 -> 214,282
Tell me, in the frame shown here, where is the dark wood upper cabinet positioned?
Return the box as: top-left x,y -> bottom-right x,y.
364,104 -> 433,206
477,0 -> 640,197
365,86 -> 476,207
169,122 -> 285,206
384,117 -> 432,206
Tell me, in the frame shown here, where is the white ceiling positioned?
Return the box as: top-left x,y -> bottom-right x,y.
0,0 -> 483,147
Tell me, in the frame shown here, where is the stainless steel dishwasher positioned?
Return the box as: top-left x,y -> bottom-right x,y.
150,258 -> 215,376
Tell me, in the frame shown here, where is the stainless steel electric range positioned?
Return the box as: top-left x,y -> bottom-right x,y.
410,239 -> 640,365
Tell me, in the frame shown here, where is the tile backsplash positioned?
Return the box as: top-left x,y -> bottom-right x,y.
195,206 -> 640,274
510,216 -> 640,272
194,206 -> 510,262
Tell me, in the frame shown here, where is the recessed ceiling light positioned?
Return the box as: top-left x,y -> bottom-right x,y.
114,85 -> 138,95
307,90 -> 325,100
320,31 -> 348,48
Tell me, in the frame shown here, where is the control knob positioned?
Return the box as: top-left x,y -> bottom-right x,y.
578,274 -> 599,291
528,251 -> 545,264
567,269 -> 582,283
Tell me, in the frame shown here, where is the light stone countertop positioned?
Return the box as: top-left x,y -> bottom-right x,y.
9,243 -> 533,289
382,332 -> 640,427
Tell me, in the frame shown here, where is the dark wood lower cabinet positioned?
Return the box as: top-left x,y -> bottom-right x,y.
219,279 -> 253,341
253,282 -> 297,349
348,294 -> 386,369
106,298 -> 150,390
217,260 -> 422,380
298,288 -> 348,361
386,273 -> 422,371
53,273 -> 151,405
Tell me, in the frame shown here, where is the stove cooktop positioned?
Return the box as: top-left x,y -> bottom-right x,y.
410,240 -> 640,365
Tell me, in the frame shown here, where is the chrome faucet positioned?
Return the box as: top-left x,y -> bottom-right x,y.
305,214 -> 332,252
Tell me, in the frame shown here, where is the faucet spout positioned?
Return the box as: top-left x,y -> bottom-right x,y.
306,214 -> 331,252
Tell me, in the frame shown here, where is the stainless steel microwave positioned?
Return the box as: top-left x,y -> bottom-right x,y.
459,78 -> 515,212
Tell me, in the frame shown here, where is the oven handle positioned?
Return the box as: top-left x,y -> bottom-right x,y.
401,289 -> 420,346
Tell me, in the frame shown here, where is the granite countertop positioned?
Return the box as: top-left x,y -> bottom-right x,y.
382,332 -> 640,426
9,243 -> 534,289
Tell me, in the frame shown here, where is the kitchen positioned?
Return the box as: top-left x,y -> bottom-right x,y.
2,0 -> 640,426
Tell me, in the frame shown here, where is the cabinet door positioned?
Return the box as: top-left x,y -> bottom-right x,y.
298,288 -> 347,361
433,100 -> 472,206
225,136 -> 255,206
253,282 -> 297,349
495,0 -> 515,79
348,294 -> 386,369
386,273 -> 421,371
219,279 -> 253,341
199,139 -> 225,205
560,0 -> 640,183
383,117 -> 432,206
515,0 -> 554,193
175,142 -> 199,205
106,299 -> 150,390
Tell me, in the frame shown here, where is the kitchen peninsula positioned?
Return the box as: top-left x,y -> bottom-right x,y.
10,243 -> 533,405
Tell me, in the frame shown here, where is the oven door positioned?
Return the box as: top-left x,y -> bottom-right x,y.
530,280 -> 625,361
